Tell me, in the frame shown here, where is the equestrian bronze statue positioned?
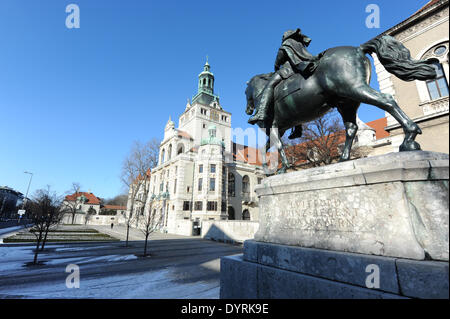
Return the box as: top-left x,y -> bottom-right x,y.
245,29 -> 437,174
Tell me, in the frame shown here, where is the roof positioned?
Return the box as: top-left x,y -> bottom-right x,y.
377,0 -> 447,37
232,143 -> 263,166
366,117 -> 390,139
177,130 -> 193,140
65,192 -> 101,205
103,205 -> 127,211
412,0 -> 441,16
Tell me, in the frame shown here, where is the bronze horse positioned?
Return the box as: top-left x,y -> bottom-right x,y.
245,36 -> 437,174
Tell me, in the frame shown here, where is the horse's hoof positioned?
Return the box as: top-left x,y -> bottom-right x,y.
399,140 -> 422,152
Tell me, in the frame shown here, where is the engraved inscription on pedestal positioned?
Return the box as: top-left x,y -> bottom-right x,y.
254,152 -> 449,261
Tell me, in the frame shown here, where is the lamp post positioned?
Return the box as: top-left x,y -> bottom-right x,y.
19,171 -> 33,224
161,191 -> 170,232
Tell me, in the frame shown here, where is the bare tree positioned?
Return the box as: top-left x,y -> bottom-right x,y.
104,194 -> 128,206
28,187 -> 64,263
121,139 -> 159,247
139,201 -> 162,256
84,206 -> 96,225
283,110 -> 345,168
62,182 -> 82,224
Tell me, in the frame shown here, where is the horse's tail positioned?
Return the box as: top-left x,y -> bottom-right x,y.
360,35 -> 436,81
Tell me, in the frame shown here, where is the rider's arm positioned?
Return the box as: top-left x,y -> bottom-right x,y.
274,48 -> 287,71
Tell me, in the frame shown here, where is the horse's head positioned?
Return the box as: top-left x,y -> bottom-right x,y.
245,80 -> 255,115
245,73 -> 273,116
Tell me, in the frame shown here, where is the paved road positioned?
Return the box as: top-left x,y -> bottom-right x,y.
89,224 -> 192,241
0,226 -> 242,298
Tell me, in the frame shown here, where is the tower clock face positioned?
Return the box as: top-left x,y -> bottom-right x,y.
210,110 -> 219,121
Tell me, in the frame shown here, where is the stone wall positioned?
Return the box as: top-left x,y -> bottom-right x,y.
201,220 -> 259,243
170,219 -> 194,236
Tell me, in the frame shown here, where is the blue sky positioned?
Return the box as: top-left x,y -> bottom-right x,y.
0,0 -> 430,199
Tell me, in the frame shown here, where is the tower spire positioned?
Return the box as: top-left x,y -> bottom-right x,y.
192,57 -> 220,105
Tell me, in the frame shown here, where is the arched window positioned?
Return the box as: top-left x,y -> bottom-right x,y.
228,206 -> 235,220
228,173 -> 235,197
242,209 -> 250,221
168,144 -> 172,160
426,62 -> 449,100
242,175 -> 250,194
177,144 -> 185,155
161,149 -> 165,163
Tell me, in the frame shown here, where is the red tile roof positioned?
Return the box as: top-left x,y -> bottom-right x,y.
232,143 -> 263,166
65,192 -> 101,205
412,0 -> 441,16
177,130 -> 193,140
366,117 -> 390,139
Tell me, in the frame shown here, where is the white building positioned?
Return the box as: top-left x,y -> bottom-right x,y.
130,60 -> 265,236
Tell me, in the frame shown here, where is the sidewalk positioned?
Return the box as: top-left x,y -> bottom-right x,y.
0,224 -> 32,239
89,224 -> 196,241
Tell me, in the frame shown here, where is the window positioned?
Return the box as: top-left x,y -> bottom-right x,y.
194,201 -> 203,210
201,108 -> 207,115
174,179 -> 177,194
210,164 -> 216,173
242,175 -> 250,194
242,209 -> 250,220
228,207 -> 235,220
168,144 -> 172,160
187,186 -> 190,193
198,178 -> 203,191
221,201 -> 226,212
209,178 -> 215,191
183,201 -> 191,211
434,46 -> 447,56
228,173 -> 235,197
207,201 -> 217,211
161,149 -> 165,163
426,62 -> 449,100
257,178 -> 263,185
199,164 -> 203,173
160,183 -> 163,192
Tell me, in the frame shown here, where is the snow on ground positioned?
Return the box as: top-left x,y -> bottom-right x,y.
0,267 -> 219,299
46,254 -> 138,265
0,241 -> 232,298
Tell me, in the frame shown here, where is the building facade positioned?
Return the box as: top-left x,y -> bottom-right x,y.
61,191 -> 125,225
372,0 -> 449,154
131,60 -> 264,236
0,186 -> 24,220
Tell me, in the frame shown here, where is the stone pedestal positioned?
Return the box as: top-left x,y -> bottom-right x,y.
220,151 -> 449,298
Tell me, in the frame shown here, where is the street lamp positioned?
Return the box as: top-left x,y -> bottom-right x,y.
19,171 -> 33,223
23,171 -> 33,205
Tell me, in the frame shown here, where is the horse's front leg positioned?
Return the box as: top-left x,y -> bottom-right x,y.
260,138 -> 271,176
270,127 -> 290,174
337,104 -> 359,162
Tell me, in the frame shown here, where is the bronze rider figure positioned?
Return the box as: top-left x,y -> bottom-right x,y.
248,28 -> 320,139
